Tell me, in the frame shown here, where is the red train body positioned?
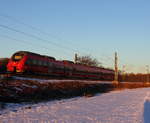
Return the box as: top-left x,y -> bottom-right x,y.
7,51 -> 114,80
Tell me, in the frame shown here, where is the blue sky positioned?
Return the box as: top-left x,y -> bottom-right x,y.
0,0 -> 149,73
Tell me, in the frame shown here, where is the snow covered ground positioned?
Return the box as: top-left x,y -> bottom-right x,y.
0,88 -> 150,123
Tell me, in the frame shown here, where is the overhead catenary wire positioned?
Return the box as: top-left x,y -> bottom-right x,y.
0,13 -> 113,61
0,24 -> 78,55
0,34 -> 72,56
0,14 -> 86,54
0,23 -> 113,65
0,13 -> 116,67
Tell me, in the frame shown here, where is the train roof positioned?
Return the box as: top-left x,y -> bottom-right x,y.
62,60 -> 74,64
12,51 -> 56,60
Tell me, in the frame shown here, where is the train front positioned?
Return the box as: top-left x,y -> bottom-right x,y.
7,51 -> 27,73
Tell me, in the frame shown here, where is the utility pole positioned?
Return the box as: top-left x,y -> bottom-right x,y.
74,53 -> 78,63
146,65 -> 149,84
113,52 -> 119,84
122,65 -> 126,82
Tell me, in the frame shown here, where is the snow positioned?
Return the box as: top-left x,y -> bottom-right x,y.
143,93 -> 150,123
0,88 -> 150,123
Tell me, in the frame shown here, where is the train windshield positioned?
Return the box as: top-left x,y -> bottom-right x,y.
12,53 -> 24,61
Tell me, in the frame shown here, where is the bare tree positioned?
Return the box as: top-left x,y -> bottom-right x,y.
76,55 -> 102,67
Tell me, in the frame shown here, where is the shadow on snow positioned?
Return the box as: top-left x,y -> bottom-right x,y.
143,100 -> 150,123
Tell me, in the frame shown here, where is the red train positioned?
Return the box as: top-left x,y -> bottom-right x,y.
7,51 -> 114,80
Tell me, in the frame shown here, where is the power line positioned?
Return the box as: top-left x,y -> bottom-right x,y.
0,14 -> 87,54
0,34 -> 72,56
0,35 -> 36,52
0,14 -> 114,60
0,14 -> 116,65
0,23 -> 113,64
0,33 -> 114,66
0,24 -> 79,54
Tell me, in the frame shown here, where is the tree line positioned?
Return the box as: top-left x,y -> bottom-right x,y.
119,73 -> 150,82
76,55 -> 150,82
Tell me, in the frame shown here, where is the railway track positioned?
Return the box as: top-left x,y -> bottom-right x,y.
0,72 -> 103,81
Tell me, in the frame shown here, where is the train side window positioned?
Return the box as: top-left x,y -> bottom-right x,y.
36,60 -> 39,65
40,60 -> 44,66
25,60 -> 29,65
44,61 -> 48,66
33,60 -> 37,65
37,60 -> 39,65
41,61 -> 44,66
30,59 -> 33,65
39,61 -> 43,66
42,61 -> 45,66
48,62 -> 53,67
38,60 -> 42,66
25,59 -> 31,65
46,62 -> 48,66
32,60 -> 35,65
43,61 -> 47,66
40,61 -> 43,66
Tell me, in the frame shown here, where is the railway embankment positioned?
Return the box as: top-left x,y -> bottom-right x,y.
0,77 -> 150,102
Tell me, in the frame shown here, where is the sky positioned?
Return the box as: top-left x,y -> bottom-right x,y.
0,0 -> 149,73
